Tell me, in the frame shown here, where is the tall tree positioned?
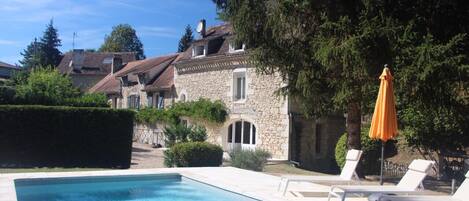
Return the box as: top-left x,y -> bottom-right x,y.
99,24 -> 145,60
40,19 -> 62,67
19,38 -> 43,69
178,25 -> 194,52
215,0 -> 469,171
215,0 -> 393,151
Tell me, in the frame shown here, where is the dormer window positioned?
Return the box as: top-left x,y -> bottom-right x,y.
229,41 -> 245,53
192,45 -> 206,57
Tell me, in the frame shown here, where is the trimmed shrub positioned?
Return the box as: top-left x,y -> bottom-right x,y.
230,149 -> 271,171
164,142 -> 223,167
0,86 -> 16,104
65,93 -> 109,107
335,126 -> 397,175
0,105 -> 135,168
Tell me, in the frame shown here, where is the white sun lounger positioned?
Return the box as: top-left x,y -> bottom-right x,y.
278,149 -> 363,196
377,170 -> 468,201
328,159 -> 435,201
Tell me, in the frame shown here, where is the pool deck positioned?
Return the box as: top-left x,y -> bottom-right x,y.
0,167 -> 369,201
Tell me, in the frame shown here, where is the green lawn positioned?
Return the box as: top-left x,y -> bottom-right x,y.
0,167 -> 108,174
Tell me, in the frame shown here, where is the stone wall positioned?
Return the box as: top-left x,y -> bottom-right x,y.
133,123 -> 166,146
175,66 -> 290,159
121,83 -> 148,108
292,115 -> 345,173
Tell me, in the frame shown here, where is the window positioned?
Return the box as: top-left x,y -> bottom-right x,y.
229,41 -> 245,53
157,92 -> 165,109
227,120 -> 256,145
192,45 -> 205,57
147,94 -> 153,108
127,95 -> 140,109
233,70 -> 246,101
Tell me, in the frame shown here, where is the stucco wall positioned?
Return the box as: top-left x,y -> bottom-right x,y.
175,66 -> 290,159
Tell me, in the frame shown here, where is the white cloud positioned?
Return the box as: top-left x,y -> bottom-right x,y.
0,39 -> 18,45
138,26 -> 179,38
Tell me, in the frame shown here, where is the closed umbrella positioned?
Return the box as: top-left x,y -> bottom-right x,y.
369,65 -> 398,185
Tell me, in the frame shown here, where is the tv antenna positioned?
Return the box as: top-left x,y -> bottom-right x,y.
72,32 -> 77,50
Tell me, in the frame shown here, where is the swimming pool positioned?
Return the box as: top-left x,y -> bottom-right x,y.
14,174 -> 259,201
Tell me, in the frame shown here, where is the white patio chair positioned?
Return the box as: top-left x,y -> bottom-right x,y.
328,159 -> 435,201
377,170 -> 468,201
278,149 -> 363,196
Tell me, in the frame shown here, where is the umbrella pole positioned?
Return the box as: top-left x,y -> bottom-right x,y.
380,141 -> 385,185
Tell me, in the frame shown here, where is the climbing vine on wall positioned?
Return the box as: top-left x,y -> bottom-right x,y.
135,98 -> 228,124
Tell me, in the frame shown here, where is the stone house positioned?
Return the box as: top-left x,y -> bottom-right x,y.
173,23 -> 345,172
0,61 -> 19,80
89,54 -> 179,109
58,49 -> 137,91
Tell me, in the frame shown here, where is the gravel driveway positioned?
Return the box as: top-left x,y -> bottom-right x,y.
131,143 -> 165,169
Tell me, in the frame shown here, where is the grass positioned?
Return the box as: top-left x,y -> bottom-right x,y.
0,167 -> 108,174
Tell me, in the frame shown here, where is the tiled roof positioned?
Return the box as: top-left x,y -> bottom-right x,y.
114,54 -> 178,77
58,51 -> 137,75
0,61 -> 17,69
177,23 -> 245,64
88,60 -> 143,95
144,54 -> 183,92
89,54 -> 179,95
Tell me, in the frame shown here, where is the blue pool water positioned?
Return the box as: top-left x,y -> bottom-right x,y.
15,174 -> 258,201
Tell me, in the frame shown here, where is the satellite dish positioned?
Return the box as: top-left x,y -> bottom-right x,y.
196,20 -> 205,33
196,22 -> 204,33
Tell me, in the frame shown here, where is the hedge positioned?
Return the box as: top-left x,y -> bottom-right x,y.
164,142 -> 223,167
0,105 -> 135,168
335,126 -> 397,175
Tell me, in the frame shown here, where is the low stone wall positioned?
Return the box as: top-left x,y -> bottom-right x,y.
133,123 -> 166,147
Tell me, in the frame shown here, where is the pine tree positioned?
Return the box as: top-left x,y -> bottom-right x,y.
178,25 -> 194,52
99,24 -> 145,60
40,19 -> 62,67
19,38 -> 43,69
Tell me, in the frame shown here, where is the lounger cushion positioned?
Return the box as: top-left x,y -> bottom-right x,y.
346,149 -> 361,161
408,160 -> 434,173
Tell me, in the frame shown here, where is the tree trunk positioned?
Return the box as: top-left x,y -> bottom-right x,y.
347,101 -> 361,150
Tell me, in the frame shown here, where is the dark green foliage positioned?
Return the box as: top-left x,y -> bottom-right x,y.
19,20 -> 62,68
178,25 -> 194,52
335,126 -> 397,175
164,142 -> 223,167
19,38 -> 43,69
0,86 -> 16,104
0,105 -> 135,168
164,123 -> 208,147
64,93 -> 109,108
229,149 -> 271,171
15,67 -> 79,105
216,0 -> 469,158
164,123 -> 192,147
99,24 -> 145,60
135,98 -> 228,124
188,125 -> 208,142
40,20 -> 62,67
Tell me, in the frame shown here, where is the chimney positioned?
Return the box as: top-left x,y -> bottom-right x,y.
111,54 -> 123,74
197,19 -> 206,38
70,49 -> 84,72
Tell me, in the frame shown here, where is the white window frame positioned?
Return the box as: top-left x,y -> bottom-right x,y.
192,44 -> 207,58
229,42 -> 245,53
228,120 -> 257,147
233,68 -> 247,102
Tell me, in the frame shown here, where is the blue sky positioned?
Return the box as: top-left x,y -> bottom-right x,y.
0,0 -> 221,65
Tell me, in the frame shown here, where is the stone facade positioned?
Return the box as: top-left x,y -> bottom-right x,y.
175,64 -> 290,159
